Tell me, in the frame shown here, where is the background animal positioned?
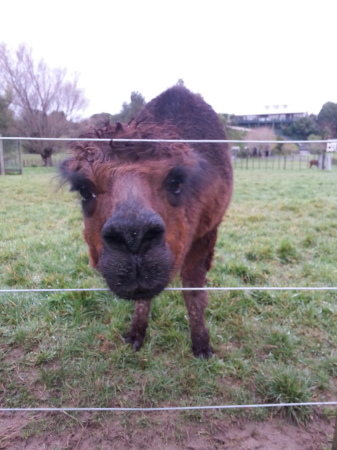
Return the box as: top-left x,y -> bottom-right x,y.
309,159 -> 318,168
61,85 -> 233,358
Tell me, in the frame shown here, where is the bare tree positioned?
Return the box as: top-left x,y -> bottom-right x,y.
0,43 -> 88,166
0,89 -> 14,135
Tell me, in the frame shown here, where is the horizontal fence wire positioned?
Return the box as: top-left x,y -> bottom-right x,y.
1,401 -> 337,413
0,136 -> 334,144
1,287 -> 337,293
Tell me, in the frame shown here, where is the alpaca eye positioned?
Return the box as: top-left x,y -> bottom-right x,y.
166,167 -> 187,195
169,179 -> 182,195
79,185 -> 96,201
165,166 -> 188,207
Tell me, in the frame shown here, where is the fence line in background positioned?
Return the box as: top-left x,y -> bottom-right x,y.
2,137 -> 333,170
7,155 -> 328,171
232,154 -> 326,170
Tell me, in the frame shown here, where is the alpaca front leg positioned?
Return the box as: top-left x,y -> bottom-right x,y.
181,229 -> 218,358
124,299 -> 152,352
183,289 -> 213,359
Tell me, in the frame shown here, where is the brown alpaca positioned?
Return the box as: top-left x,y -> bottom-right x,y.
309,159 -> 318,168
61,86 -> 233,358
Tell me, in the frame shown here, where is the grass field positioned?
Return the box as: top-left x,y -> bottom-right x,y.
21,152 -> 68,166
1,166 -> 337,446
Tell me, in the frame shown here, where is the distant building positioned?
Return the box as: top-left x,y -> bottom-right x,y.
234,105 -> 308,127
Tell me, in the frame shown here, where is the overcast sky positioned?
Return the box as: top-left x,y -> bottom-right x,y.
1,0 -> 336,118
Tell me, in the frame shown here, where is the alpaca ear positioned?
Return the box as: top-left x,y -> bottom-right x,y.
59,159 -> 71,177
93,127 -> 102,138
109,123 -> 124,149
115,122 -> 123,133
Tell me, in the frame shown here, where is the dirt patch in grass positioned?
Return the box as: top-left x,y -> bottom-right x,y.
0,410 -> 334,449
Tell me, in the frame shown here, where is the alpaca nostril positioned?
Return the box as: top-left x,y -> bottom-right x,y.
143,226 -> 165,244
102,229 -> 128,251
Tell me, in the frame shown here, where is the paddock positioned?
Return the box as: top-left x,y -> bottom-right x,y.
0,162 -> 337,448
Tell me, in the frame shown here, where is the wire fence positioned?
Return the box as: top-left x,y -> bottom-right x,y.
8,155 -> 332,170
1,286 -> 337,293
1,401 -> 337,413
233,154 -> 321,170
0,136 -> 333,142
1,135 -> 337,426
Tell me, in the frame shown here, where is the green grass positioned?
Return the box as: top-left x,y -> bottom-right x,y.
0,167 -> 337,425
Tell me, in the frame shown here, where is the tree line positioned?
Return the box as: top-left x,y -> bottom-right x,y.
282,106 -> 337,141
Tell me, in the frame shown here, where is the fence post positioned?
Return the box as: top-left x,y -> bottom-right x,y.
322,150 -> 327,170
332,412 -> 337,450
0,135 -> 4,175
18,140 -> 23,174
